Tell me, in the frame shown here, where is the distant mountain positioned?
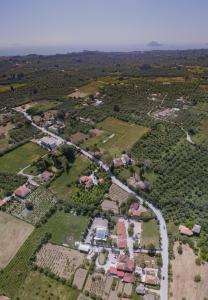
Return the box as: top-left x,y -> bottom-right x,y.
147,41 -> 163,47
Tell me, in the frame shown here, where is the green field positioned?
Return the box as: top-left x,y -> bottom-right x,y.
27,100 -> 60,115
0,83 -> 26,93
47,211 -> 89,246
83,117 -> 149,159
0,211 -> 88,297
141,219 -> 160,248
0,142 -> 46,173
51,155 -> 91,200
17,271 -> 79,300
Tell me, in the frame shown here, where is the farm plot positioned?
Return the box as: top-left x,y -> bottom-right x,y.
84,273 -> 109,299
0,142 -> 46,173
17,271 -> 79,300
26,100 -> 61,115
73,268 -> 88,290
35,243 -> 85,280
108,183 -> 129,206
0,83 -> 26,93
70,132 -> 89,145
6,186 -> 57,225
0,122 -> 15,151
0,211 -> 34,269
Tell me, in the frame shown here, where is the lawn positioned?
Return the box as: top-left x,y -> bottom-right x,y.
83,117 -> 149,159
46,211 -> 89,247
0,142 -> 46,173
141,219 -> 160,248
0,211 -> 88,297
17,271 -> 79,300
51,155 -> 91,200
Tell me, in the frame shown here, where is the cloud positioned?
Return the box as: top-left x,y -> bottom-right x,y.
147,41 -> 163,47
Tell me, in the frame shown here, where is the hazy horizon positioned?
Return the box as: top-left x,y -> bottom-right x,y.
1,0 -> 208,56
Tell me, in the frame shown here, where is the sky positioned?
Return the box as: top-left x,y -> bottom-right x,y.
0,0 -> 208,55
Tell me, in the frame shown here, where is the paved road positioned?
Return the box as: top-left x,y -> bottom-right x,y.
15,108 -> 169,300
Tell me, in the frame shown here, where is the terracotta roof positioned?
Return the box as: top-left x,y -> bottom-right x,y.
144,275 -> 160,286
41,170 -> 53,181
0,199 -> 6,207
179,225 -> 193,236
0,296 -> 10,300
123,272 -> 134,283
117,255 -> 134,272
113,158 -> 124,167
15,185 -> 31,198
117,220 -> 127,249
108,267 -> 124,278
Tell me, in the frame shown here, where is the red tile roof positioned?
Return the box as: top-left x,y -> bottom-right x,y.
108,267 -> 124,278
0,199 -> 6,207
117,220 -> 127,249
117,255 -> 135,272
41,170 -> 53,181
15,185 -> 31,198
179,225 -> 193,236
123,272 -> 134,283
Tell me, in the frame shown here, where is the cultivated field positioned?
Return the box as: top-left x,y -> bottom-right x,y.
35,243 -> 85,280
108,183 -> 129,206
70,132 -> 89,144
73,268 -> 88,290
170,242 -> 208,300
0,83 -> 26,93
0,142 -> 46,173
0,211 -> 34,269
7,186 -> 57,225
17,271 -> 79,300
84,273 -> 112,300
26,100 -> 61,115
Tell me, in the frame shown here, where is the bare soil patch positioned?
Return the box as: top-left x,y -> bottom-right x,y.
0,211 -> 34,268
170,242 -> 208,300
108,183 -> 129,206
73,268 -> 88,290
101,199 -> 119,214
68,90 -> 88,98
70,132 -> 89,144
35,243 -> 85,279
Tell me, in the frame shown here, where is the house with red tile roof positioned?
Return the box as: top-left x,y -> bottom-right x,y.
15,185 -> 31,198
117,219 -> 127,249
117,255 -> 135,273
0,295 -> 10,300
123,272 -> 134,283
179,224 -> 193,236
41,170 -> 53,181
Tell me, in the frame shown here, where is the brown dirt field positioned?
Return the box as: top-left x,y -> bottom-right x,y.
123,283 -> 133,297
70,132 -> 89,144
101,199 -> 119,214
0,211 -> 34,268
0,122 -> 14,135
84,273 -> 106,298
170,242 -> 208,300
35,243 -> 85,279
73,268 -> 88,290
108,183 -> 129,206
89,128 -> 103,137
68,90 -> 88,98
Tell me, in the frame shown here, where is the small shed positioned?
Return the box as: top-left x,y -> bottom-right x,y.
192,224 -> 201,235
136,283 -> 145,295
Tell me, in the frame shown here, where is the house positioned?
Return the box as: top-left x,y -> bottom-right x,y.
121,154 -> 131,166
109,266 -> 124,278
143,274 -> 160,286
136,283 -> 145,295
80,176 -> 94,189
192,224 -> 201,235
40,136 -> 61,151
41,170 -> 53,182
15,185 -> 31,198
117,255 -> 135,273
94,227 -> 109,241
78,243 -> 91,253
0,199 -> 6,207
129,202 -> 142,217
113,158 -> 124,168
0,294 -> 10,300
123,272 -> 134,283
179,225 -> 193,236
117,219 -> 127,249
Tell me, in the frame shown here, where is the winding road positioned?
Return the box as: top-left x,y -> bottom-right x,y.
14,107 -> 169,300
